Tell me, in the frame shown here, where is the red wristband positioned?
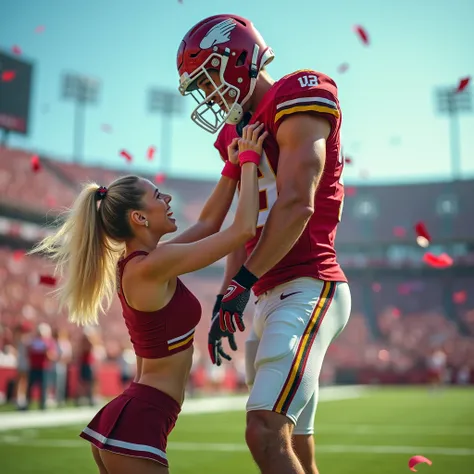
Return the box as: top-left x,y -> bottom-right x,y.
221,160 -> 241,180
239,150 -> 260,166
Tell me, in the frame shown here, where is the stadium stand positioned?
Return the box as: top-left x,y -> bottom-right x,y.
0,146 -> 473,401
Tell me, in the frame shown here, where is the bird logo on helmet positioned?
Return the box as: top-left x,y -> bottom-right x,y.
177,14 -> 274,134
199,18 -> 237,49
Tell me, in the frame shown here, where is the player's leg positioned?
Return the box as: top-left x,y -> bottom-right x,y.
293,435 -> 317,474
245,305 -> 308,474
245,290 -> 311,474
293,389 -> 318,474
245,279 -> 351,474
246,296 -> 304,473
293,282 -> 350,474
99,450 -> 169,474
292,282 -> 350,474
246,409 -> 304,474
91,445 -> 108,474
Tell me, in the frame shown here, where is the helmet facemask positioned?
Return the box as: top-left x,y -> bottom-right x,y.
179,47 -> 260,134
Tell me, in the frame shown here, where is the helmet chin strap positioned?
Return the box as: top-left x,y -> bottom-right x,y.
225,44 -> 260,126
225,103 -> 244,124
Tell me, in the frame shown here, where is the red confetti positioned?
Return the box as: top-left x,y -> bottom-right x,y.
1,70 -> 16,82
408,455 -> 432,472
414,221 -> 431,246
337,63 -> 349,74
155,173 -> 167,184
46,195 -> 57,207
31,154 -> 41,172
423,252 -> 453,269
119,149 -> 133,162
372,282 -> 381,293
11,45 -> 22,55
453,291 -> 467,304
35,25 -> 45,34
345,186 -> 357,196
353,25 -> 369,45
344,156 -> 352,164
12,250 -> 25,262
101,124 -> 112,133
392,307 -> 401,318
39,275 -> 57,286
397,283 -> 411,296
147,146 -> 156,160
456,76 -> 470,93
393,226 -> 407,238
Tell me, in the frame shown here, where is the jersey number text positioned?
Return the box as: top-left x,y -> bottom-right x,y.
297,75 -> 319,88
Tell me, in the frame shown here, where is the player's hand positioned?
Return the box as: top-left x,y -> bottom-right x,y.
238,122 -> 268,157
227,138 -> 240,165
219,266 -> 258,333
208,294 -> 238,366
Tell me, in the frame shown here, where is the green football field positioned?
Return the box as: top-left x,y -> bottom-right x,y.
0,387 -> 473,473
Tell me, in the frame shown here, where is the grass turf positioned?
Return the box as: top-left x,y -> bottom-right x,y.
0,387 -> 472,473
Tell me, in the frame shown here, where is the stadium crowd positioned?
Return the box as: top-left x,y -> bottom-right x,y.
0,146 -> 473,408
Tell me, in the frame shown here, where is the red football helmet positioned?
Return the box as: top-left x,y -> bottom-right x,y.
177,14 -> 274,133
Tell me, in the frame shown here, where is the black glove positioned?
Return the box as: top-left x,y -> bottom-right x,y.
208,294 -> 238,366
219,266 -> 258,333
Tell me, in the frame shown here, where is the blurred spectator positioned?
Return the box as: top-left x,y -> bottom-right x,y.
456,365 -> 471,385
0,344 -> 16,367
50,328 -> 72,406
25,323 -> 56,410
12,323 -> 31,408
427,347 -> 447,392
117,344 -> 135,390
75,328 -> 96,406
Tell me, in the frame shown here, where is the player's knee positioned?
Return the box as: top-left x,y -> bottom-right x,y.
245,411 -> 292,457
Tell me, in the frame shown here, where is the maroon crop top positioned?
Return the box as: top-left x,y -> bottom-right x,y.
117,251 -> 202,359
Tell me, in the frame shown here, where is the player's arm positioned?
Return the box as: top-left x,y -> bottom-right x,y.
165,176 -> 238,244
218,245 -> 247,294
244,114 -> 330,277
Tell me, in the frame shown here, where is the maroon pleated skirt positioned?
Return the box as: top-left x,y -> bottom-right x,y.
80,382 -> 181,467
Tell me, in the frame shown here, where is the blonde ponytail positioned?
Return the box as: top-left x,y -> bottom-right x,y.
31,175 -> 145,326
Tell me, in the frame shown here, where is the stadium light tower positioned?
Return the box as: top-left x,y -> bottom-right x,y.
434,84 -> 472,181
61,73 -> 100,164
147,88 -> 184,174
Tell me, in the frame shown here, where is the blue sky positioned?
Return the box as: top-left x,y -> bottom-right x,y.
1,0 -> 473,184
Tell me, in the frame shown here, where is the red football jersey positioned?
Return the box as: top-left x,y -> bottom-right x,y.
215,70 -> 347,296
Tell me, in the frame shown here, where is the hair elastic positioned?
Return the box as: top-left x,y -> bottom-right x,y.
96,186 -> 108,201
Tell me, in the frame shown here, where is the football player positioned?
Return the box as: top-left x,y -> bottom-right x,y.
177,14 -> 351,474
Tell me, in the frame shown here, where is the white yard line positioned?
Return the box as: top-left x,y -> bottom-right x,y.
0,385 -> 366,432
174,422 -> 474,436
168,442 -> 474,456
315,425 -> 474,436
1,438 -> 473,456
